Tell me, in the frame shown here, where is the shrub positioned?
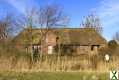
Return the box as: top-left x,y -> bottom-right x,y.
108,40 -> 118,49
90,55 -> 99,69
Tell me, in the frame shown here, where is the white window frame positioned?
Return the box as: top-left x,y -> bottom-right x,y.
48,46 -> 53,54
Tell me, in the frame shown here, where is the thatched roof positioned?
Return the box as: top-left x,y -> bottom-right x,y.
12,28 -> 42,45
63,28 -> 106,45
13,28 -> 107,46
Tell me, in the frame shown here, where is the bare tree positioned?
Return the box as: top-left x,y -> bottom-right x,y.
36,4 -> 69,55
12,8 -> 39,65
0,21 -> 7,41
13,4 -> 69,69
81,13 -> 102,34
34,4 -> 69,70
23,8 -> 40,64
0,14 -> 14,41
113,31 -> 119,43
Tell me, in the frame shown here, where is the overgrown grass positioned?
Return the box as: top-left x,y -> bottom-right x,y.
0,71 -> 109,80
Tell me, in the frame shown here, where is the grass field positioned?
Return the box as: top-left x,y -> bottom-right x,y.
0,71 -> 109,80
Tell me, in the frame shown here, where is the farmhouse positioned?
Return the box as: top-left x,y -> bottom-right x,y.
13,28 -> 107,55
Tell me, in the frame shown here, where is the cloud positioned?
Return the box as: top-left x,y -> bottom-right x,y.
93,0 -> 119,28
4,0 -> 26,15
91,0 -> 119,40
4,0 -> 39,15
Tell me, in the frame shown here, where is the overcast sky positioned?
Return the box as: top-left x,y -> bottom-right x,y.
0,0 -> 119,41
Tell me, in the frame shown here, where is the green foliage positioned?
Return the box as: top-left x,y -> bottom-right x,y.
108,40 -> 118,49
99,40 -> 119,60
107,40 -> 119,56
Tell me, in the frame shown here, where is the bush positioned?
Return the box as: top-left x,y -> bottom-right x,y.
108,40 -> 118,49
90,55 -> 99,69
98,40 -> 119,61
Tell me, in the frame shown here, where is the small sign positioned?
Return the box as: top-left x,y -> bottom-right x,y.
105,54 -> 110,61
110,70 -> 118,80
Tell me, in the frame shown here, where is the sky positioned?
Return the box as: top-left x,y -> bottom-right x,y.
0,0 -> 119,41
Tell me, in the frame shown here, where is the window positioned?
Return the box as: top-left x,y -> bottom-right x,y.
48,46 -> 53,54
56,36 -> 59,43
91,45 -> 94,51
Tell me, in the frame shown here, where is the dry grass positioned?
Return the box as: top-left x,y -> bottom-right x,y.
0,54 -> 118,72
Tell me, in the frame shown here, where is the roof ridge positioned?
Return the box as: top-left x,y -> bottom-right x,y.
24,27 -> 95,30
